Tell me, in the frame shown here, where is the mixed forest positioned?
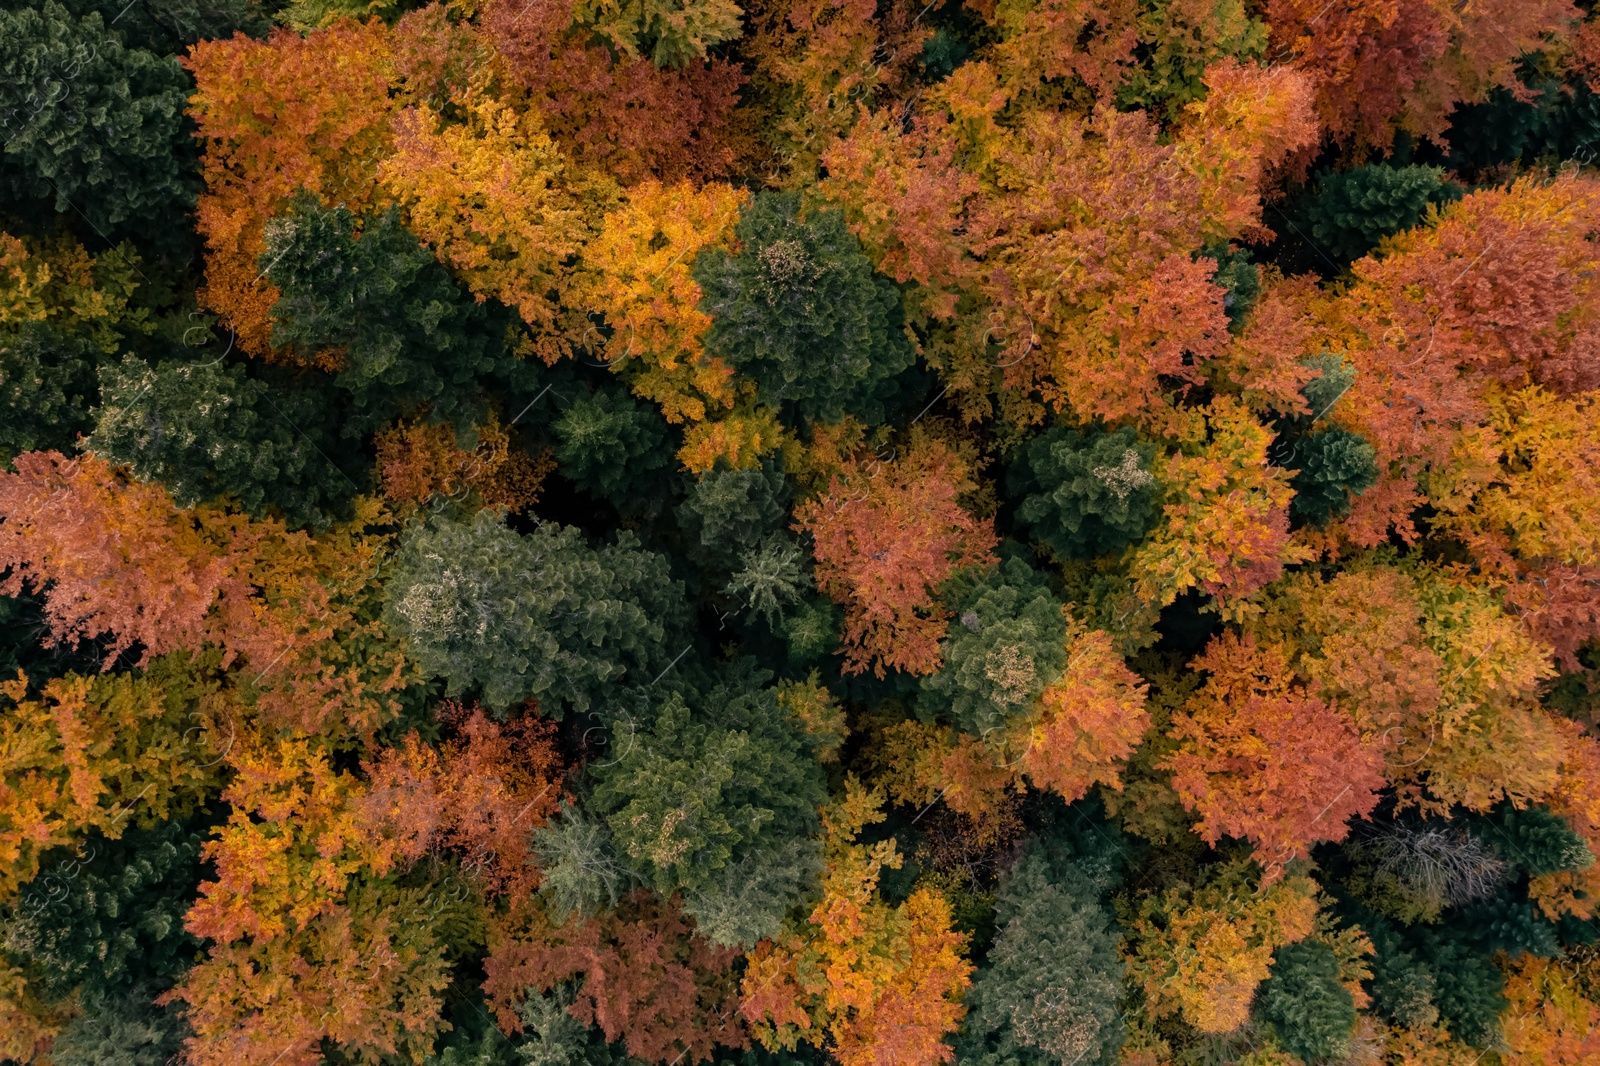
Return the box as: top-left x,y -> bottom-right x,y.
5,0 -> 1600,1063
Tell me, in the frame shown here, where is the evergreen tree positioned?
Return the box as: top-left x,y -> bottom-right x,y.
0,322 -> 101,465
1292,164 -> 1464,263
676,460 -> 790,576
263,198 -> 516,437
514,986 -> 631,1066
1,819 -> 206,1003
1008,426 -> 1160,560
693,191 -> 915,424
1256,940 -> 1357,1063
589,664 -> 826,945
957,845 -> 1125,1066
43,989 -> 189,1066
30,0 -> 273,56
1360,906 -> 1508,1048
1277,354 -> 1379,527
384,511 -> 689,715
0,1 -> 196,233
530,805 -> 631,924
553,384 -> 672,505
1470,803 -> 1596,878
920,556 -> 1070,737
86,353 -> 355,528
1198,243 -> 1260,333
1287,428 -> 1379,528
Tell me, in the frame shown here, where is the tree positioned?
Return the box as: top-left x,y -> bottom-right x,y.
0,323 -> 102,467
1499,951 -> 1600,1065
0,230 -> 152,355
86,354 -> 354,528
0,2 -> 194,234
363,703 -> 567,904
1255,174 -> 1600,545
677,461 -> 790,576
0,449 -> 415,737
479,0 -> 746,185
920,557 -> 1070,738
1431,386 -> 1600,576
1121,860 -> 1319,1035
262,198 -> 515,437
374,414 -> 553,517
482,892 -> 747,1065
169,875 -> 463,1066
796,428 -> 996,677
384,510 -> 687,714
0,653 -> 227,902
1,817 -> 206,1006
182,730 -> 410,948
588,666 -> 826,940
1126,399 -> 1306,615
694,191 -> 916,425
1,233 -> 149,465
1013,620 -> 1150,804
45,0 -> 272,56
1115,0 -> 1267,121
1007,425 -> 1160,560
1162,632 -> 1386,869
956,848 -> 1125,1066
1266,0 -> 1580,151
1345,819 -> 1511,923
735,0 -> 927,183
42,988 -> 189,1066
538,0 -> 739,71
380,91 -> 601,364
1360,904 -> 1511,1047
578,180 -> 765,470
1472,803 -> 1595,880
1291,164 -> 1464,264
0,452 -> 246,665
1288,428 -> 1380,528
740,780 -> 972,1066
1255,940 -> 1358,1062
552,385 -> 673,504
184,19 -> 397,356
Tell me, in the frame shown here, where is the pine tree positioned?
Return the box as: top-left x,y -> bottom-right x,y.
553,384 -> 673,504
262,198 -> 516,437
694,192 -> 916,425
920,556 -> 1070,738
0,323 -> 101,466
87,354 -> 355,528
956,847 -> 1125,1066
384,511 -> 688,715
1007,426 -> 1160,561
2,818 -> 206,1004
589,665 -> 826,940
1255,940 -> 1358,1062
1292,164 -> 1465,264
0,2 -> 195,234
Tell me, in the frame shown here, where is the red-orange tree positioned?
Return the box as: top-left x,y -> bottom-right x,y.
795,430 -> 997,677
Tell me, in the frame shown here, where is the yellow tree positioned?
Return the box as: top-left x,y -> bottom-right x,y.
167,730 -> 457,1066
740,780 -> 972,1066
1127,399 -> 1307,617
0,231 -> 151,352
0,655 -> 227,902
1013,620 -> 1150,802
577,179 -> 785,470
1122,859 -> 1320,1034
380,90 -> 606,365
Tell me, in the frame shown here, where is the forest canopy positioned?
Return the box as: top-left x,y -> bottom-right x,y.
4,0 -> 1600,1065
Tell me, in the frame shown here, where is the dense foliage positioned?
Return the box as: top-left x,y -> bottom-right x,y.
3,2 -> 1600,1065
